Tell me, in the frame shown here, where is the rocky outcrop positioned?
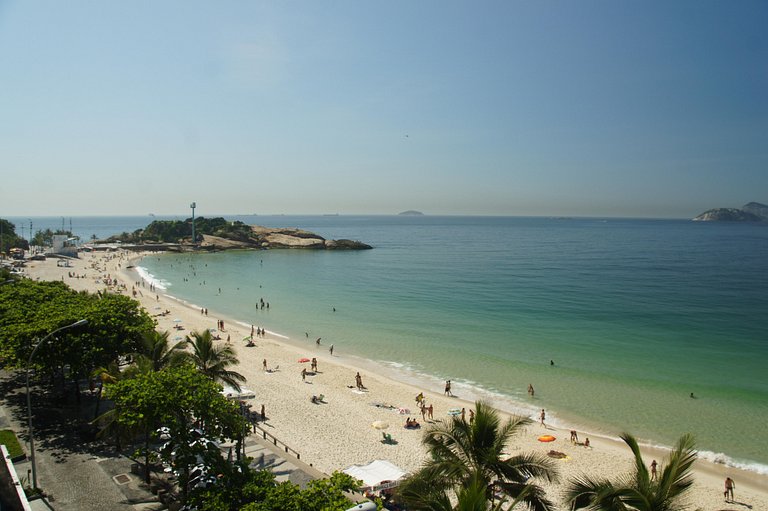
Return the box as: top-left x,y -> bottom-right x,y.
198,227 -> 371,250
398,210 -> 424,216
107,218 -> 372,250
692,208 -> 764,222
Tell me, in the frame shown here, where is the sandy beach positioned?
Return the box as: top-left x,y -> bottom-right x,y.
22,251 -> 768,510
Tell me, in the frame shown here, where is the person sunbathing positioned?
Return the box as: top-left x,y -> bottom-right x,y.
404,418 -> 421,429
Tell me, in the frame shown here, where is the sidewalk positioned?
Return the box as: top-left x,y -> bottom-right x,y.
0,370 -> 163,511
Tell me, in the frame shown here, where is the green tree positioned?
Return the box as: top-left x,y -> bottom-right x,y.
0,279 -> 154,376
188,467 -> 361,511
396,401 -> 558,511
186,329 -> 246,391
105,364 -> 246,485
30,228 -> 72,247
0,218 -> 29,253
565,433 -> 697,511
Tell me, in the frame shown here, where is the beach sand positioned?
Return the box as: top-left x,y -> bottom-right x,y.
23,251 -> 768,510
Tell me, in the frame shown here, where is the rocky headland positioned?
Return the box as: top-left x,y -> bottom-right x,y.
103,218 -> 372,251
692,202 -> 768,222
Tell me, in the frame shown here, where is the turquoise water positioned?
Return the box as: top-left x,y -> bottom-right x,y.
15,215 -> 767,472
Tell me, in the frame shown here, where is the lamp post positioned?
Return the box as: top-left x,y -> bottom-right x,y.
190,202 -> 196,247
26,319 -> 88,490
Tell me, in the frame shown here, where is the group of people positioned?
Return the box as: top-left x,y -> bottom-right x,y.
404,417 -> 421,429
415,394 -> 435,421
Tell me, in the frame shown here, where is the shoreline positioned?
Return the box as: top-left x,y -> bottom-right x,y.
23,251 -> 768,510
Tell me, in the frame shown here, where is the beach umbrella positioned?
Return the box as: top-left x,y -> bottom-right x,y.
173,318 -> 182,323
174,336 -> 183,341
447,408 -> 461,416
298,357 -> 311,363
538,435 -> 556,442
371,421 -> 389,430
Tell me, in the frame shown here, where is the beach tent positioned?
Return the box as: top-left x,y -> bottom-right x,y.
343,460 -> 406,490
220,385 -> 255,400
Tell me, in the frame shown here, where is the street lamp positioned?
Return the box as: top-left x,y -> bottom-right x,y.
26,319 -> 88,489
190,202 -> 196,247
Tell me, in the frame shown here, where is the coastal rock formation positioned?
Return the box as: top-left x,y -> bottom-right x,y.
693,203 -> 767,222
106,218 -> 372,250
398,210 -> 424,216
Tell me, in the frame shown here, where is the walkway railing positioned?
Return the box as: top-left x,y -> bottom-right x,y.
252,424 -> 302,460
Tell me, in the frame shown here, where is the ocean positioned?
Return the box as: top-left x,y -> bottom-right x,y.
8,215 -> 768,473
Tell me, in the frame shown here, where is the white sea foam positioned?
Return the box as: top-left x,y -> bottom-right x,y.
697,449 -> 768,476
135,266 -> 170,290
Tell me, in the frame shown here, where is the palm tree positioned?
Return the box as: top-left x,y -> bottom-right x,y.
91,361 -> 123,420
565,433 -> 697,511
396,401 -> 558,511
136,329 -> 189,372
185,329 -> 246,391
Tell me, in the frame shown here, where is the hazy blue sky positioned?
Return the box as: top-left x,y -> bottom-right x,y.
1,1 -> 766,218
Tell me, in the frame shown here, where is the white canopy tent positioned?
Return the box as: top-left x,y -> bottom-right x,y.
220,385 -> 255,400
343,460 -> 407,490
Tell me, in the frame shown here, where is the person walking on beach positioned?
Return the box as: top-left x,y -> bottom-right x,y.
724,477 -> 735,501
329,344 -> 334,356
444,380 -> 453,397
301,368 -> 307,381
540,408 -> 546,426
650,459 -> 658,480
263,359 -> 267,372
427,404 -> 434,420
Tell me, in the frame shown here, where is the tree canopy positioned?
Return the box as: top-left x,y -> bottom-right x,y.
105,364 -> 247,486
107,217 -> 253,244
0,218 -> 29,252
0,278 -> 154,375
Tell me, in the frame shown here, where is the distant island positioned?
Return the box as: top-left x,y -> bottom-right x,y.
398,210 -> 424,216
101,217 -> 372,251
693,202 -> 768,222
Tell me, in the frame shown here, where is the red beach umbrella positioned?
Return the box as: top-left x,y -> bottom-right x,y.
538,435 -> 556,442
298,357 -> 311,363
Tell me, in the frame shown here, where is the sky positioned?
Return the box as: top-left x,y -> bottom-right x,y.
1,1 -> 766,218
